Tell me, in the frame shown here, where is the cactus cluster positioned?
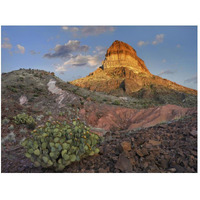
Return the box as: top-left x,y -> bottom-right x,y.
14,113 -> 36,129
21,120 -> 101,171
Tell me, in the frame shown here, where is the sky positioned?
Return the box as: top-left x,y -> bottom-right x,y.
1,26 -> 197,90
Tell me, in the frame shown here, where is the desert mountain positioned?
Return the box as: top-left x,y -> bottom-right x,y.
71,40 -> 197,99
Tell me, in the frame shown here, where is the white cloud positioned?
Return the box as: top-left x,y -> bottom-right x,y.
17,44 -> 25,54
64,54 -> 101,68
44,40 -> 89,59
62,26 -> 115,37
158,69 -> 175,76
62,26 -> 69,30
81,26 -> 115,37
184,75 -> 197,84
30,50 -> 40,55
1,37 -> 12,49
62,26 -> 79,32
137,34 -> 164,47
152,34 -> 164,45
93,46 -> 107,55
137,40 -> 149,47
53,44 -> 107,74
55,65 -> 67,74
63,45 -> 106,68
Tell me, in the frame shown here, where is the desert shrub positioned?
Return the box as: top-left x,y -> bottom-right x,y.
21,120 -> 101,171
2,118 -> 10,125
20,128 -> 28,134
2,132 -> 16,144
8,124 -> 14,130
18,84 -> 25,89
112,100 -> 120,105
34,87 -> 43,93
34,73 -> 39,77
18,76 -> 24,81
13,113 -> 36,129
6,85 -> 18,92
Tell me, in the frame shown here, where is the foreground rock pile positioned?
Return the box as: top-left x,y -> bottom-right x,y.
64,113 -> 197,173
1,113 -> 197,173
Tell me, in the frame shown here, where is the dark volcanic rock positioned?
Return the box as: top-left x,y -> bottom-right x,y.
115,153 -> 133,172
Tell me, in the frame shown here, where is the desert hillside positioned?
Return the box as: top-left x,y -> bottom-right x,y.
1,68 -> 197,173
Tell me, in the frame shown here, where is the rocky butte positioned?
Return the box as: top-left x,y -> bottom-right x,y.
71,40 -> 196,97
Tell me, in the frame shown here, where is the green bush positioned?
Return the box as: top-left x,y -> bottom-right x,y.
21,120 -> 101,171
113,100 -> 120,105
6,85 -> 18,92
14,113 -> 36,129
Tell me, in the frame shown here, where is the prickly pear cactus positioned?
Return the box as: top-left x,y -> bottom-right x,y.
21,119 -> 101,171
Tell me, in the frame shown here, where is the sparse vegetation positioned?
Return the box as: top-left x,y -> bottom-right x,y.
2,118 -> 10,125
59,112 -> 65,116
21,119 -> 101,171
8,124 -> 14,130
113,100 -> 120,105
13,113 -> 36,129
45,111 -> 52,116
19,128 -> 27,134
6,85 -> 18,92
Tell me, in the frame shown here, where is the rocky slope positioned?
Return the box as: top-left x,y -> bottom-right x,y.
1,69 -> 197,173
71,40 -> 197,99
1,112 -> 197,173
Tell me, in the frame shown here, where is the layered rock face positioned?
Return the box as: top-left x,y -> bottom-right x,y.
71,40 -> 197,96
102,40 -> 150,74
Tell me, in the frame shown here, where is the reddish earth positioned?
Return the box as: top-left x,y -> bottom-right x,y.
79,102 -> 196,134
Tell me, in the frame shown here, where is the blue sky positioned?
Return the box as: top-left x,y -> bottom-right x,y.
1,26 -> 197,89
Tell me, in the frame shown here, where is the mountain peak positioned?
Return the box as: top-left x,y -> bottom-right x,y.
102,40 -> 150,74
71,40 -> 196,97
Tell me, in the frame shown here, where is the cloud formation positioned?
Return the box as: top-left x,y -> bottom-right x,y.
30,50 -> 40,55
64,54 -> 102,67
44,40 -> 89,59
1,37 -> 12,49
137,34 -> 165,47
137,40 -> 149,47
16,44 -> 25,54
62,26 -> 115,37
158,69 -> 175,76
184,75 -> 197,84
54,45 -> 106,74
152,34 -> 164,45
55,65 -> 67,74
